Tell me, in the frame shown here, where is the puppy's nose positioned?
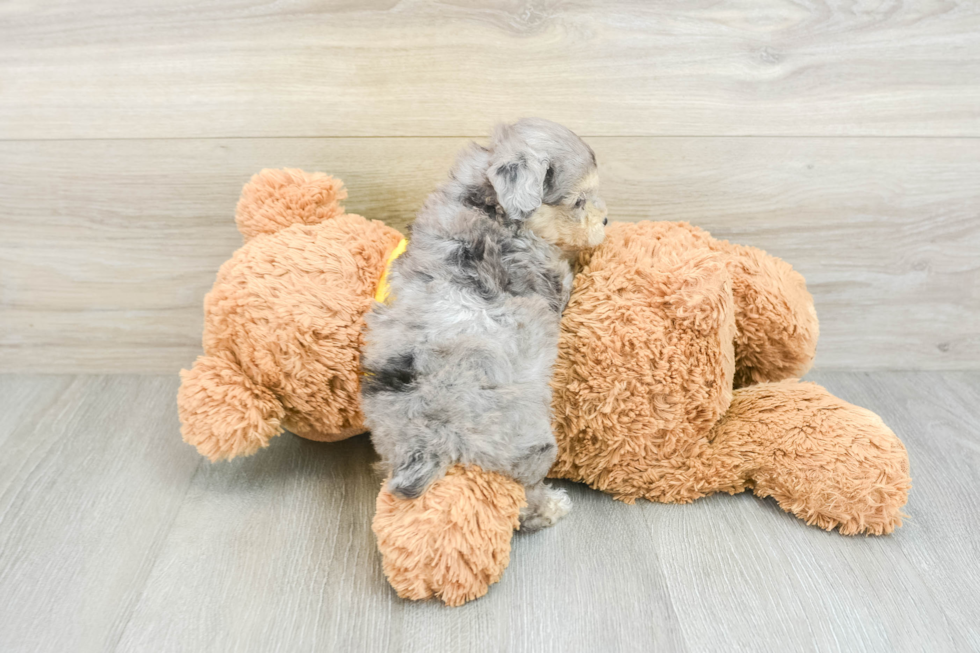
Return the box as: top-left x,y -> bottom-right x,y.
602,217 -> 608,226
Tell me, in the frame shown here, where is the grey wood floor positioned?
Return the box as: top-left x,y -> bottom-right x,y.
0,372 -> 977,653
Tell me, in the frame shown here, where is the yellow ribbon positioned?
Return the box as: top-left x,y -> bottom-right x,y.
375,238 -> 409,304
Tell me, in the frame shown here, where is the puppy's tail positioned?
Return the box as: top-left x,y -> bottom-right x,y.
388,448 -> 444,500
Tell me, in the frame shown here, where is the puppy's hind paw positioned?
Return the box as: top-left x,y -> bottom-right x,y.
519,484 -> 571,533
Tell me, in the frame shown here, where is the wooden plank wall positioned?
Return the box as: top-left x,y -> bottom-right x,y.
1,1 -> 978,373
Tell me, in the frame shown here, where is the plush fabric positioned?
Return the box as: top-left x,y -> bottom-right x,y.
711,380 -> 910,536
550,222 -> 739,503
713,239 -> 820,388
235,168 -> 350,241
373,465 -> 526,607
178,169 -> 911,607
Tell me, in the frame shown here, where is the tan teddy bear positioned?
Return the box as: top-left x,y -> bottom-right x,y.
178,169 -> 911,607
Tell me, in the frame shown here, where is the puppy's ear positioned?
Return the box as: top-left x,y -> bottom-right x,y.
488,124 -> 550,220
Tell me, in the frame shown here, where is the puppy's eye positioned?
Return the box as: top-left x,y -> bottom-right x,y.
574,198 -> 586,210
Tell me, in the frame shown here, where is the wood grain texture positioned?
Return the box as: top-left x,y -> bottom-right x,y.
1,1 -> 979,139
0,375 -> 201,653
808,371 -> 980,651
0,372 -> 977,652
1,137 -> 977,373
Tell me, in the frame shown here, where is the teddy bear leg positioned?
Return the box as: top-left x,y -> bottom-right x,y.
373,466 -> 526,606
711,380 -> 911,535
713,241 -> 819,387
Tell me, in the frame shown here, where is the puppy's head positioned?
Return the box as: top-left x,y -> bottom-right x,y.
487,118 -> 607,250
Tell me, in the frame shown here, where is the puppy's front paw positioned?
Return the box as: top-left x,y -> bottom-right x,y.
520,484 -> 571,532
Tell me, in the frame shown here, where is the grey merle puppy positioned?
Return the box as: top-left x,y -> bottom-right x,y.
362,118 -> 607,531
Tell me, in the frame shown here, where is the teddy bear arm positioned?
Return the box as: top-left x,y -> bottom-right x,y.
713,241 -> 819,388
550,234 -> 738,502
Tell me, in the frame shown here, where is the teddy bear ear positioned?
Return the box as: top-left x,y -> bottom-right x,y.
178,353 -> 285,461
234,168 -> 348,241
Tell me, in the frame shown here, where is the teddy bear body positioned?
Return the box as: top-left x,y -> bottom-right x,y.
549,221 -> 909,532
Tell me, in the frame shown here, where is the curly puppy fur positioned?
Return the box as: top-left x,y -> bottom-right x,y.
362,118 -> 607,530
